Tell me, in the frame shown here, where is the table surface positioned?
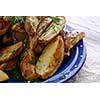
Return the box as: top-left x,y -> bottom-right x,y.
66,16 -> 100,82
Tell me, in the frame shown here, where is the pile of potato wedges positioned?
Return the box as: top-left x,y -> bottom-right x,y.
0,16 -> 85,82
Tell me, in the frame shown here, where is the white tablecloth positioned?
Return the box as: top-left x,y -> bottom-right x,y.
66,16 -> 100,82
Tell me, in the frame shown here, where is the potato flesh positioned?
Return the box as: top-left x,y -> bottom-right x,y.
0,70 -> 9,82
36,36 -> 64,79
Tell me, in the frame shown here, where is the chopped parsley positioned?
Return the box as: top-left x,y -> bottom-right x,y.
9,16 -> 24,25
49,16 -> 60,24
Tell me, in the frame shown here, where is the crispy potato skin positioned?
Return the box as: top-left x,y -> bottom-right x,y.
0,59 -> 18,71
36,35 -> 64,79
0,41 -> 23,63
0,70 -> 9,82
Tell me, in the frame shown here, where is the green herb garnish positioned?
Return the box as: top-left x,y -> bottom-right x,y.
49,16 -> 60,24
9,16 -> 24,25
52,25 -> 58,33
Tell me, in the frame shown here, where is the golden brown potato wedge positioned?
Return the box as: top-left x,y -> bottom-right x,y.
0,70 -> 9,82
20,49 -> 38,81
36,35 -> 64,79
0,59 -> 18,71
39,16 -> 66,42
0,41 -> 23,63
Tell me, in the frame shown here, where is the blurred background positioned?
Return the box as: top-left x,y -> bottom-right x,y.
66,16 -> 100,82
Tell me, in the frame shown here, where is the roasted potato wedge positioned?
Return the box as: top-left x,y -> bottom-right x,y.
0,59 -> 18,71
0,41 -> 23,63
0,70 -> 9,82
0,19 -> 10,36
36,35 -> 64,79
39,16 -> 66,42
64,31 -> 85,56
20,49 -> 38,81
36,17 -> 53,36
20,20 -> 40,81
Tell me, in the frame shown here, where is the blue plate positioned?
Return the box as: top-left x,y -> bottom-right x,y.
6,25 -> 86,83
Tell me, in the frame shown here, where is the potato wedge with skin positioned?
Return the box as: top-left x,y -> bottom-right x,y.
21,16 -> 41,81
36,35 -> 64,79
0,19 -> 10,36
64,31 -> 85,57
0,70 -> 9,82
36,17 -> 53,36
39,16 -> 66,42
0,41 -> 23,63
0,59 -> 18,71
20,49 -> 38,81
24,16 -> 40,35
